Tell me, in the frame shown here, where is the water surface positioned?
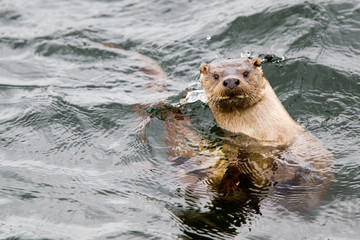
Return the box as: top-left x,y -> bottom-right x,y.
0,0 -> 359,239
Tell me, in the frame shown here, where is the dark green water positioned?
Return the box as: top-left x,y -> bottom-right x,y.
0,0 -> 359,239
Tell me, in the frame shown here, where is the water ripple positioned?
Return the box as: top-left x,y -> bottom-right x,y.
0,0 -> 359,239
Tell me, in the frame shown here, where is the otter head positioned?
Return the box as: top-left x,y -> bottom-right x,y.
200,58 -> 266,112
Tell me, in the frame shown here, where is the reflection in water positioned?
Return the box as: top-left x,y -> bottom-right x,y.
176,192 -> 262,239
146,103 -> 334,238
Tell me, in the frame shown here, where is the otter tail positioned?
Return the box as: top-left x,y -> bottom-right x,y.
99,42 -> 170,94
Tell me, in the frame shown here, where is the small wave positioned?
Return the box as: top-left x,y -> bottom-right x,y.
0,216 -> 176,240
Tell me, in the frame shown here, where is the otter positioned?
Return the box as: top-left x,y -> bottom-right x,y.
100,42 -> 333,210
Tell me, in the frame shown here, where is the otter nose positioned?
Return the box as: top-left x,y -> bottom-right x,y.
223,78 -> 240,89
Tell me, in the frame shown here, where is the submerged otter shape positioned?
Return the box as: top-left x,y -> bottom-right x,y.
200,58 -> 303,144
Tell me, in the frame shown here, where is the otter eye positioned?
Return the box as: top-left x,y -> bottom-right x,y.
214,74 -> 219,80
243,72 -> 249,78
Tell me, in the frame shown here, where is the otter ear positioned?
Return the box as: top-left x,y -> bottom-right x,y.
252,58 -> 262,68
200,64 -> 210,74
